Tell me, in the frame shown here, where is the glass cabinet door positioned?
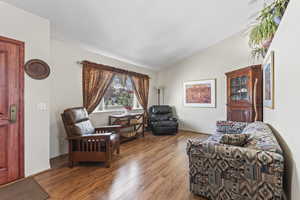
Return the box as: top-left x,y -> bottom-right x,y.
230,75 -> 249,101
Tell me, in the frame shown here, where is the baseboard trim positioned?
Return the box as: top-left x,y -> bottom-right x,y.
50,153 -> 68,161
50,153 -> 69,168
29,168 -> 52,178
26,154 -> 69,178
25,154 -> 69,179
179,129 -> 211,135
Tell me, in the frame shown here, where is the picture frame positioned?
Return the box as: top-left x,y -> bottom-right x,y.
263,51 -> 275,109
183,79 -> 216,108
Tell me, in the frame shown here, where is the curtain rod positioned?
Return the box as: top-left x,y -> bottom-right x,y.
77,60 -> 150,79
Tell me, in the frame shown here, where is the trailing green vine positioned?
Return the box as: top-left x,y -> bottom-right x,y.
249,0 -> 289,59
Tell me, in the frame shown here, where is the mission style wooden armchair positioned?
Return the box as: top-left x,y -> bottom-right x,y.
61,107 -> 121,167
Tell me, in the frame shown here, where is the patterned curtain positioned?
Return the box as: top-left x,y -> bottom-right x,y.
131,75 -> 150,114
82,64 -> 115,114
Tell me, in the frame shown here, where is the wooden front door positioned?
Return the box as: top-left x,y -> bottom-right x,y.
0,36 -> 24,185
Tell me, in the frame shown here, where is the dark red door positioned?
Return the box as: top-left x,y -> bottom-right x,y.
0,36 -> 24,185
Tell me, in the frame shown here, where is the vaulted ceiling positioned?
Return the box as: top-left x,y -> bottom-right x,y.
4,0 -> 255,70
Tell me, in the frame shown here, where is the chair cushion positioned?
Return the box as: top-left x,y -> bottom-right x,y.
151,120 -> 178,127
216,121 -> 249,134
63,107 -> 89,124
69,120 -> 95,136
220,134 -> 249,146
150,113 -> 172,122
149,105 -> 172,114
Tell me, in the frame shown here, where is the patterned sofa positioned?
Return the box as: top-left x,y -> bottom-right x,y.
186,121 -> 284,200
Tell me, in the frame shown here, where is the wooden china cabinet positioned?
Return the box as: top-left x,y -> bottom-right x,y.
226,65 -> 263,122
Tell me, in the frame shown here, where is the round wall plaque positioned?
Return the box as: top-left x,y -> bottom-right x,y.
24,59 -> 50,80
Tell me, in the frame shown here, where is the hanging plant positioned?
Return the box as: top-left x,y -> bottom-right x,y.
251,47 -> 268,60
248,0 -> 289,59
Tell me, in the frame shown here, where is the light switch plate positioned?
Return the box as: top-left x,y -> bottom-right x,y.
37,103 -> 47,111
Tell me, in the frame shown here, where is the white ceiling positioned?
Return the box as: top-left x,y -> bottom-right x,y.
4,0 -> 254,70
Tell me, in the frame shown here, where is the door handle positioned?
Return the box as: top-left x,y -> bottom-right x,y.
9,104 -> 17,123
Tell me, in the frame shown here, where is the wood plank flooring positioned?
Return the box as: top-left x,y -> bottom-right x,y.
34,131 -> 208,200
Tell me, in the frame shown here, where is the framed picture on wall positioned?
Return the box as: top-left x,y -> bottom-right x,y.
263,51 -> 275,109
183,79 -> 216,107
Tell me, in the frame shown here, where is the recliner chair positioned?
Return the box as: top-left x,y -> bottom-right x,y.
61,107 -> 121,167
148,105 -> 178,135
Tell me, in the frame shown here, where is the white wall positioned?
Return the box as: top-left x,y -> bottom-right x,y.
50,39 -> 158,158
0,2 -> 50,176
157,33 -> 258,134
0,1 -> 158,173
263,0 -> 300,199
2,3 -> 299,198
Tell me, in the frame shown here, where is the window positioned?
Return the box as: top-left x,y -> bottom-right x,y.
95,74 -> 141,112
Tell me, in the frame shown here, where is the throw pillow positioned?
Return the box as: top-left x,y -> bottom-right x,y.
216,121 -> 249,134
220,134 -> 249,146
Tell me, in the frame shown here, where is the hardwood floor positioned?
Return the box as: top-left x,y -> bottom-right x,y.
35,131 -> 208,200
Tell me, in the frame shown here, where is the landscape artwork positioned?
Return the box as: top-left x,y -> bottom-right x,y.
263,51 -> 274,109
184,79 -> 216,107
264,64 -> 271,100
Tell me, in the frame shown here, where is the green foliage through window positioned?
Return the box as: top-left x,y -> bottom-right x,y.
103,74 -> 137,110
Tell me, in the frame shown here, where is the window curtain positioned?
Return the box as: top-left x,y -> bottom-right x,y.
82,63 -> 115,114
131,75 -> 150,114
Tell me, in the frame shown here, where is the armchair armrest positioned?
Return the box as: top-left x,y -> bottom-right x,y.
67,133 -> 112,140
216,120 -> 249,134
